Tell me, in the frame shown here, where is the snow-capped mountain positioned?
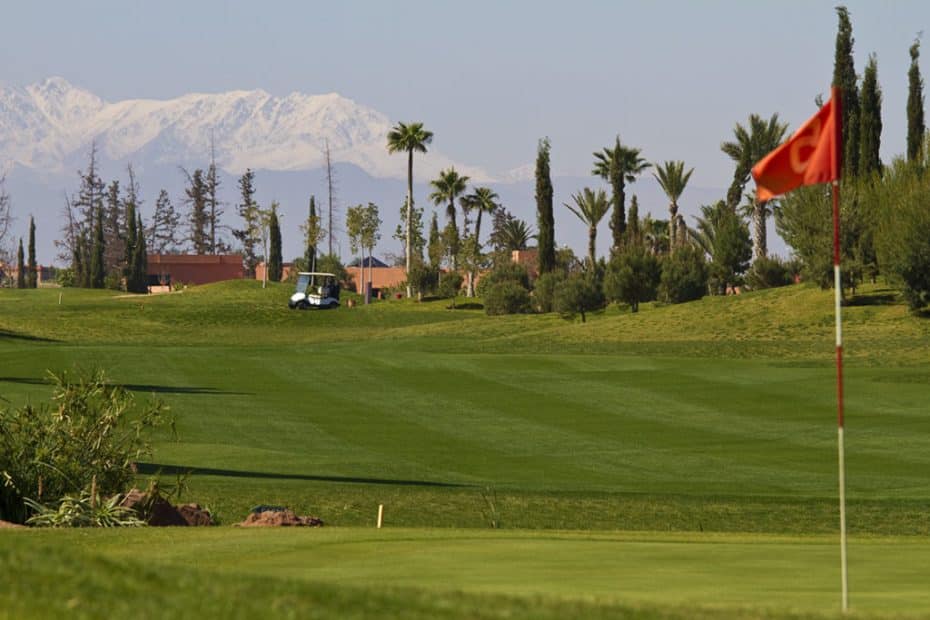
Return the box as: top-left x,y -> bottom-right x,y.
0,77 -> 492,181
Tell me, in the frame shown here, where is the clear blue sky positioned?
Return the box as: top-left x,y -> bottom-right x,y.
2,0 -> 929,189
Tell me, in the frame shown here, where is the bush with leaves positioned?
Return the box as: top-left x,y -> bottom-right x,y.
532,271 -> 564,313
314,253 -> 352,289
659,245 -> 708,303
603,245 -> 661,313
746,256 -> 794,290
437,271 -> 464,307
409,264 -> 440,298
484,280 -> 531,315
475,262 -> 530,298
25,490 -> 144,528
554,273 -> 603,322
0,369 -> 171,524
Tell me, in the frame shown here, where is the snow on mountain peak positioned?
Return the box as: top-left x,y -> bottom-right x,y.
0,78 -> 494,181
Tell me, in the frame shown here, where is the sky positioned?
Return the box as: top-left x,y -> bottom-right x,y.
3,0 -> 929,192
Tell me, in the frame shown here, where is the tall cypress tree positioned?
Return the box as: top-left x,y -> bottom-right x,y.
428,211 -> 442,269
74,230 -> 87,287
268,204 -> 282,282
27,216 -> 37,288
833,6 -> 860,178
124,193 -> 137,284
859,54 -> 883,176
626,195 -> 641,246
90,205 -> 105,288
535,138 -> 555,275
305,196 -> 318,267
16,238 -> 25,289
233,169 -> 259,275
907,39 -> 925,162
186,169 -> 209,254
129,213 -> 148,293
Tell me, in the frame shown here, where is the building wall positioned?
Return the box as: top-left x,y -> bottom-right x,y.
254,262 -> 294,282
346,266 -> 407,293
147,254 -> 244,285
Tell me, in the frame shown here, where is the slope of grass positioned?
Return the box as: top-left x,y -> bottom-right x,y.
3,528 -> 930,619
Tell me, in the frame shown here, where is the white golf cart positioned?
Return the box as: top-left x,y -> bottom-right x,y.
288,272 -> 341,310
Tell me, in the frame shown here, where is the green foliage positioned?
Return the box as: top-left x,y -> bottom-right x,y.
553,273 -> 603,322
721,114 -> 788,212
535,138 -> 555,274
27,216 -> 37,288
267,205 -> 283,282
427,211 -> 442,268
872,154 -> 930,309
603,245 -> 660,312
593,137 -> 650,251
484,280 -> 531,315
315,253 -> 351,287
56,268 -> 76,288
126,214 -> 148,294
0,369 -> 170,524
25,490 -> 144,528
859,54 -> 883,176
15,237 -> 24,288
532,271 -> 564,313
234,169 -> 261,276
746,256 -> 794,290
693,202 -> 751,294
90,205 -> 105,288
476,262 -> 530,298
833,5 -> 860,178
563,187 -> 609,269
437,271 -> 464,305
907,39 -> 925,162
659,245 -> 708,303
186,168 -> 209,255
408,264 -> 440,298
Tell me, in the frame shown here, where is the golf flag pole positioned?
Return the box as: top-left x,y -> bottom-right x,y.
752,85 -> 846,612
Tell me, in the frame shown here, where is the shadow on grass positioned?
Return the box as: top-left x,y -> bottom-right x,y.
0,376 -> 251,395
846,293 -> 898,307
0,329 -> 59,343
136,462 -> 472,488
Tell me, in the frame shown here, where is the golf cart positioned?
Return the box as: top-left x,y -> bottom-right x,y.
289,272 -> 340,309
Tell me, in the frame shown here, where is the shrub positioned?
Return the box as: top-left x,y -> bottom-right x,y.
554,273 -> 603,322
476,262 -> 530,298
603,245 -> 661,312
533,271 -> 565,313
0,369 -> 171,524
56,268 -> 76,288
409,264 -> 440,298
484,281 -> 531,315
437,271 -> 464,307
315,254 -> 351,288
25,490 -> 144,528
659,245 -> 708,303
746,256 -> 793,290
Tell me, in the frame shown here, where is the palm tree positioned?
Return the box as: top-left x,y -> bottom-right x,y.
387,122 -> 433,297
498,218 -> 534,252
653,161 -> 694,252
721,114 -> 788,259
564,187 -> 609,270
459,186 -> 500,296
429,167 -> 469,270
592,137 -> 651,252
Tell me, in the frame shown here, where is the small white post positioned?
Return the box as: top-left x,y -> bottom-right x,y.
58,292 -> 62,305
377,504 -> 384,529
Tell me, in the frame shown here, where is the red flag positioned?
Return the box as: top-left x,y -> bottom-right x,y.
751,87 -> 841,201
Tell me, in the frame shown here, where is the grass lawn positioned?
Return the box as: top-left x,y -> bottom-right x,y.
1,281 -> 929,617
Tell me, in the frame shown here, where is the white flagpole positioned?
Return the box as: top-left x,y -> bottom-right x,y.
832,177 -> 848,613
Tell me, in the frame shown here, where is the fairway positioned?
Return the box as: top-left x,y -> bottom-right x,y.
2,283 -> 930,617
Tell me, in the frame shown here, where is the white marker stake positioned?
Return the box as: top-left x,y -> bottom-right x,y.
58,293 -> 62,305
377,504 -> 384,529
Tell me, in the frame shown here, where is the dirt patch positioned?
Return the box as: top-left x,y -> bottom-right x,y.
0,520 -> 26,529
238,509 -> 323,527
121,488 -> 214,526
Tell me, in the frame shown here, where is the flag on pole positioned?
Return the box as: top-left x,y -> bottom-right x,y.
751,89 -> 840,200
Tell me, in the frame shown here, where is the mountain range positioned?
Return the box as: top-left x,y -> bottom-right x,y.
0,78 -> 748,265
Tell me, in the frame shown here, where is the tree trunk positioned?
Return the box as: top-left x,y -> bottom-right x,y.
588,226 -> 596,271
668,202 -> 678,253
405,150 -> 413,298
753,200 -> 768,260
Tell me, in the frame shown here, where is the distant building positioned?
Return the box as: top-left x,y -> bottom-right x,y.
147,254 -> 244,286
254,261 -> 294,283
511,248 -> 539,279
0,263 -> 56,286
346,264 -> 406,295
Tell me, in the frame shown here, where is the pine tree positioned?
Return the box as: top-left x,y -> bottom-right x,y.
907,39 -> 925,162
535,138 -> 555,275
268,204 -> 282,282
184,169 -> 209,254
206,138 -> 223,254
149,189 -> 180,254
27,216 -> 37,288
73,230 -> 87,288
859,54 -> 883,176
233,169 -> 260,275
428,211 -> 442,269
90,205 -> 105,288
74,143 -> 105,234
124,191 -> 137,282
103,180 -> 124,276
16,238 -> 25,289
833,6 -> 860,178
301,195 -> 324,269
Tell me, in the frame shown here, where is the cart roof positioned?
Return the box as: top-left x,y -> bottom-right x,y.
297,272 -> 336,277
